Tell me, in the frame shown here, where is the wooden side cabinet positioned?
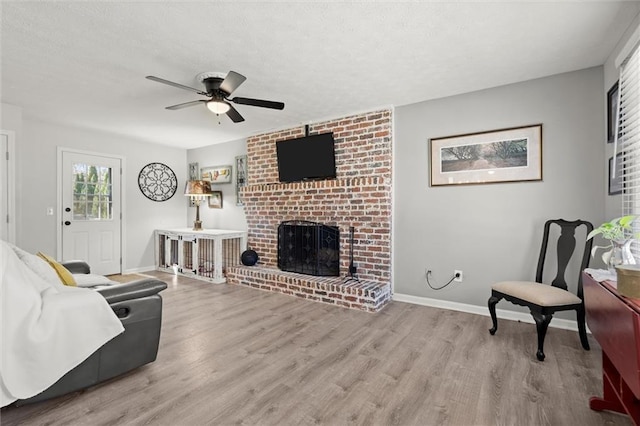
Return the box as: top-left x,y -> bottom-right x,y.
583,272 -> 640,425
155,228 -> 247,284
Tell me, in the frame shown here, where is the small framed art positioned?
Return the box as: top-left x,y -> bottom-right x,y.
208,191 -> 223,208
235,155 -> 247,206
607,81 -> 619,144
201,165 -> 232,184
188,162 -> 199,180
609,153 -> 623,195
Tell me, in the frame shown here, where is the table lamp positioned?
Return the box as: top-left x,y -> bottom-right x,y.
184,180 -> 212,230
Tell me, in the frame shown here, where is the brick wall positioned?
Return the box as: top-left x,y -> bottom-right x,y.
241,109 -> 392,282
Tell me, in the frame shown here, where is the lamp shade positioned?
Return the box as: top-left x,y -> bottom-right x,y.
184,180 -> 212,196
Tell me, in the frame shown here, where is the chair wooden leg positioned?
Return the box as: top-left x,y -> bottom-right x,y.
576,306 -> 590,350
531,311 -> 553,361
488,295 -> 502,335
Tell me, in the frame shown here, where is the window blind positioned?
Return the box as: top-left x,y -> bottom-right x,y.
619,41 -> 640,256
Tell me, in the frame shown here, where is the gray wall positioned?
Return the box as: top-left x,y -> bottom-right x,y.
5,112 -> 187,271
1,103 -> 22,135
0,65 -> 613,291
187,138 -> 248,231
393,67 -> 605,318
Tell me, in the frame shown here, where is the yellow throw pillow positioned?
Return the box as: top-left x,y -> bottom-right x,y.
37,252 -> 77,286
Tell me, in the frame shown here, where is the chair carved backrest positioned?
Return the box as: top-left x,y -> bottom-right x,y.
534,219 -> 594,295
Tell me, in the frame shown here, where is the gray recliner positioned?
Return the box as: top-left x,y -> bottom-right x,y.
16,262 -> 167,405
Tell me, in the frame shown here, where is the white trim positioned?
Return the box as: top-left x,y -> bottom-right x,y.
390,106 -> 396,295
56,147 -> 126,272
392,292 -> 584,333
1,130 -> 16,244
615,23 -> 640,68
124,265 -> 155,274
56,148 -> 63,257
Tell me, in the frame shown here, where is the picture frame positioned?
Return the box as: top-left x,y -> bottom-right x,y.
429,124 -> 542,187
208,191 -> 223,208
201,165 -> 232,184
188,162 -> 199,180
608,153 -> 623,195
607,81 -> 619,144
235,155 -> 247,206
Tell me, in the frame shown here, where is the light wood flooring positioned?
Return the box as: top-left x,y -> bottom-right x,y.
1,271 -> 631,425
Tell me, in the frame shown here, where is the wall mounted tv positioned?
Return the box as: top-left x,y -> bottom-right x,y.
276,133 -> 337,183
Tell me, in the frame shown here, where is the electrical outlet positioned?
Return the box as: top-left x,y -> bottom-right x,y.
454,270 -> 463,282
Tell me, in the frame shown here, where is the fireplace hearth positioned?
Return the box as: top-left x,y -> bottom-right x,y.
278,220 -> 340,276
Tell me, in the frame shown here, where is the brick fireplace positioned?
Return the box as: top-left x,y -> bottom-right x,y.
226,109 -> 393,312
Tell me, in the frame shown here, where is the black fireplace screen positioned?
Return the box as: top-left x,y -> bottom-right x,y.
278,220 -> 340,276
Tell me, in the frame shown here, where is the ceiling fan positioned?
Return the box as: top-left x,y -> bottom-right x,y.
145,71 -> 285,123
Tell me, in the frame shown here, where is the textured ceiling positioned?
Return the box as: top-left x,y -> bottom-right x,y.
1,1 -> 639,149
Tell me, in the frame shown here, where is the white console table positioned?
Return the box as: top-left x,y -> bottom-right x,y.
155,228 -> 247,283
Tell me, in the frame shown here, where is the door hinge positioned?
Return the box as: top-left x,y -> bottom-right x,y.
6,214 -> 9,224
5,151 -> 8,161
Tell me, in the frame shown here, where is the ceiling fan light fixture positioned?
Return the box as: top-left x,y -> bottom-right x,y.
206,100 -> 230,114
148,71 -> 283,124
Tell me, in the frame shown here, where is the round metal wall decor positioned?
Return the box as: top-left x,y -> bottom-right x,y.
138,162 -> 178,202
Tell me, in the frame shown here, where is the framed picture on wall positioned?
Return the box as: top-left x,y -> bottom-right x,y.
201,165 -> 232,184
429,124 -> 542,186
609,153 -> 623,195
607,81 -> 619,144
208,191 -> 223,208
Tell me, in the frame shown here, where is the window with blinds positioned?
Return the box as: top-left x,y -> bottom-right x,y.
619,40 -> 640,255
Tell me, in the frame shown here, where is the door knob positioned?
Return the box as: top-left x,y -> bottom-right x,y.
64,221 -> 71,226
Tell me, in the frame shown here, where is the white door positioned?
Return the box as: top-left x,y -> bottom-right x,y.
61,151 -> 122,275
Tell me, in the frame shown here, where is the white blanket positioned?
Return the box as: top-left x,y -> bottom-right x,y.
0,241 -> 124,406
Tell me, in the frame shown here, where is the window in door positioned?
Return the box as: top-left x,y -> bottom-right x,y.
72,163 -> 113,221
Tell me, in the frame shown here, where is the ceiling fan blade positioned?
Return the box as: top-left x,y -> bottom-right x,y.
226,104 -> 245,123
165,100 -> 207,110
219,71 -> 247,95
146,76 -> 208,96
231,97 -> 285,110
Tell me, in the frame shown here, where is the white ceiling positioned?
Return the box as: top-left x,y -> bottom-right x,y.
1,1 -> 639,149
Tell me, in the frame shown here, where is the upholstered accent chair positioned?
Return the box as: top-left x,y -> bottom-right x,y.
488,219 -> 594,361
15,260 -> 167,405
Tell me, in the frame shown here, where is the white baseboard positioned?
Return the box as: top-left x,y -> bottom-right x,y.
392,292 -> 584,333
124,265 -> 156,274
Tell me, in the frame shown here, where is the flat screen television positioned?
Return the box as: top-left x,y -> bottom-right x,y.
276,133 -> 337,183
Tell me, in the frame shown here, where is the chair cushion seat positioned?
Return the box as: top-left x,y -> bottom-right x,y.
491,281 -> 581,307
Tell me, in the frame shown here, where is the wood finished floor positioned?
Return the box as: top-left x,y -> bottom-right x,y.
2,271 -> 631,426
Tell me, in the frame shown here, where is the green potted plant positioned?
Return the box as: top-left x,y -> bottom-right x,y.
587,215 -> 638,271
